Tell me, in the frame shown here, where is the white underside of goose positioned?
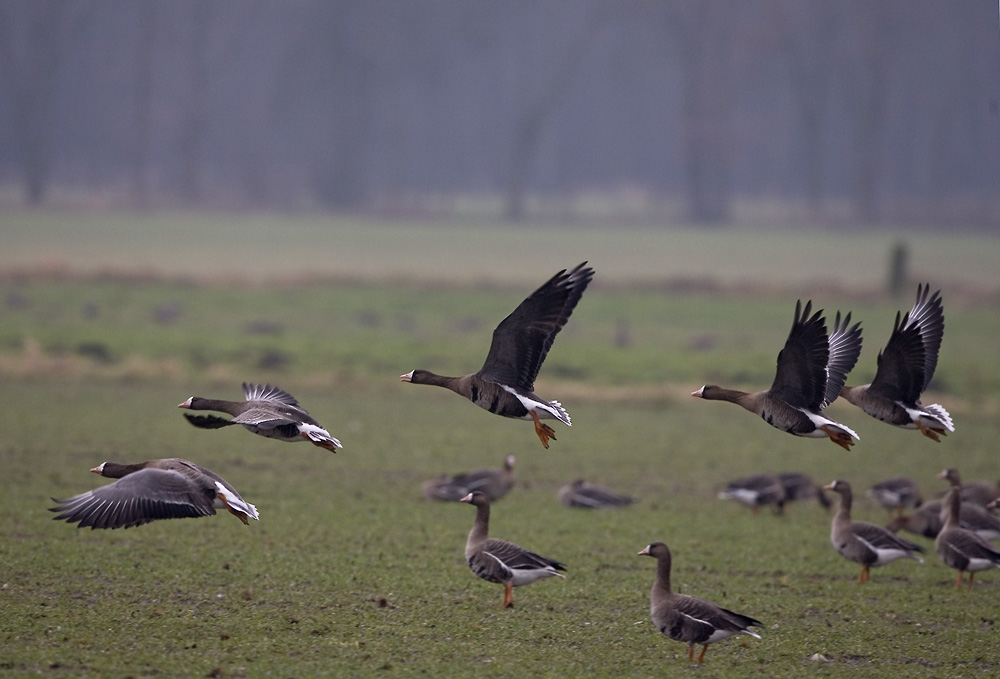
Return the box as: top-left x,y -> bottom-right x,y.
499,385 -> 571,425
718,489 -> 762,506
853,534 -> 922,565
214,482 -> 259,521
480,551 -> 564,585
298,422 -> 343,449
962,558 -> 1000,573
900,403 -> 954,432
799,409 -> 859,441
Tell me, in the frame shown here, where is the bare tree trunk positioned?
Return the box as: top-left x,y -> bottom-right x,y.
503,3 -> 609,222
129,2 -> 157,210
0,1 -> 84,205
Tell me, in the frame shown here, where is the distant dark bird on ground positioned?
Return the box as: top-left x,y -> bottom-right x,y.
886,501 -> 945,540
422,454 -> 516,502
867,476 -> 923,516
777,471 -> 832,510
936,469 -> 1000,588
179,383 -> 342,452
50,458 -> 259,529
840,284 -> 953,441
638,542 -> 762,663
825,480 -> 924,583
717,474 -> 786,514
460,491 -> 566,607
558,479 -> 635,508
401,263 -> 594,448
692,300 -> 863,450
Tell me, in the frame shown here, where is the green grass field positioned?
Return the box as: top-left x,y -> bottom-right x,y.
1,212 -> 999,677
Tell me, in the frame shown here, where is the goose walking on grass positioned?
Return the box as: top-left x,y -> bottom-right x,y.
936,470 -> 1000,588
638,542 -> 762,663
692,300 -> 863,450
50,458 -> 259,529
460,491 -> 565,607
717,474 -> 786,514
401,263 -> 594,448
422,454 -> 516,502
825,480 -> 924,583
840,284 -> 954,441
179,383 -> 342,452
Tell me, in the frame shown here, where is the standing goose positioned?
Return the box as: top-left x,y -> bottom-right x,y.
401,263 -> 594,448
460,491 -> 566,607
717,473 -> 786,514
935,470 -> 1000,588
557,479 -> 635,508
825,480 -> 924,582
692,301 -> 863,450
867,476 -> 923,516
422,454 -> 516,502
840,284 -> 954,441
638,542 -> 762,663
50,458 -> 259,528
178,383 -> 342,452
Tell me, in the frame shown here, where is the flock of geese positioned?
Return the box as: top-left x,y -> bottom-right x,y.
48,262 -> 998,663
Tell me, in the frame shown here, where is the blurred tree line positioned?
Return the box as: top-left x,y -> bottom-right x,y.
0,0 -> 997,227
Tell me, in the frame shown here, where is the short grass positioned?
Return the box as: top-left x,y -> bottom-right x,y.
1,213 -> 999,677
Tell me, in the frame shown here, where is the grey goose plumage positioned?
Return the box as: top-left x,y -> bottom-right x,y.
422,454 -> 516,502
840,284 -> 954,441
50,458 -> 259,529
692,300 -> 863,450
557,479 -> 635,508
179,383 -> 342,452
936,469 -> 1000,588
401,263 -> 594,448
867,476 -> 923,515
460,491 -> 565,607
825,480 -> 924,583
639,541 -> 762,663
717,474 -> 786,514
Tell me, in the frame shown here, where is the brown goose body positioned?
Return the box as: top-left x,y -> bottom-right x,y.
840,284 -> 953,441
50,458 -> 259,529
825,480 -> 924,583
639,542 -> 762,663
886,500 -> 944,539
693,300 -> 863,450
179,383 -> 342,452
422,454 -> 516,502
558,479 -> 635,509
401,263 -> 594,448
460,491 -> 565,607
936,470 -> 1000,588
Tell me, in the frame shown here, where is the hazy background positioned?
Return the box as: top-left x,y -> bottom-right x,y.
2,0 -> 999,229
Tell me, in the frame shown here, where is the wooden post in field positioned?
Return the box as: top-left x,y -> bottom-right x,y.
887,241 -> 908,297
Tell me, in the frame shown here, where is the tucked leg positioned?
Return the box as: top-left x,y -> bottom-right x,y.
530,411 -> 556,448
821,426 -> 854,451
954,571 -> 964,589
916,420 -> 942,442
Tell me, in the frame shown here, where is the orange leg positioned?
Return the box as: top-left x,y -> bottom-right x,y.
955,571 -> 964,589
530,411 -> 556,448
218,494 -> 250,525
857,564 -> 870,584
696,645 -> 708,663
916,421 -> 942,442
821,426 -> 854,451
687,645 -> 695,661
501,582 -> 514,608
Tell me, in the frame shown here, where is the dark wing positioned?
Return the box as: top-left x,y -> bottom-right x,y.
571,484 -> 634,508
853,521 -> 924,552
823,311 -> 863,407
768,300 -> 829,409
484,538 -> 567,572
50,468 -> 214,529
868,285 -> 944,402
478,263 -> 594,391
230,406 -> 298,429
183,414 -> 235,429
243,383 -> 300,407
941,529 -> 1000,561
